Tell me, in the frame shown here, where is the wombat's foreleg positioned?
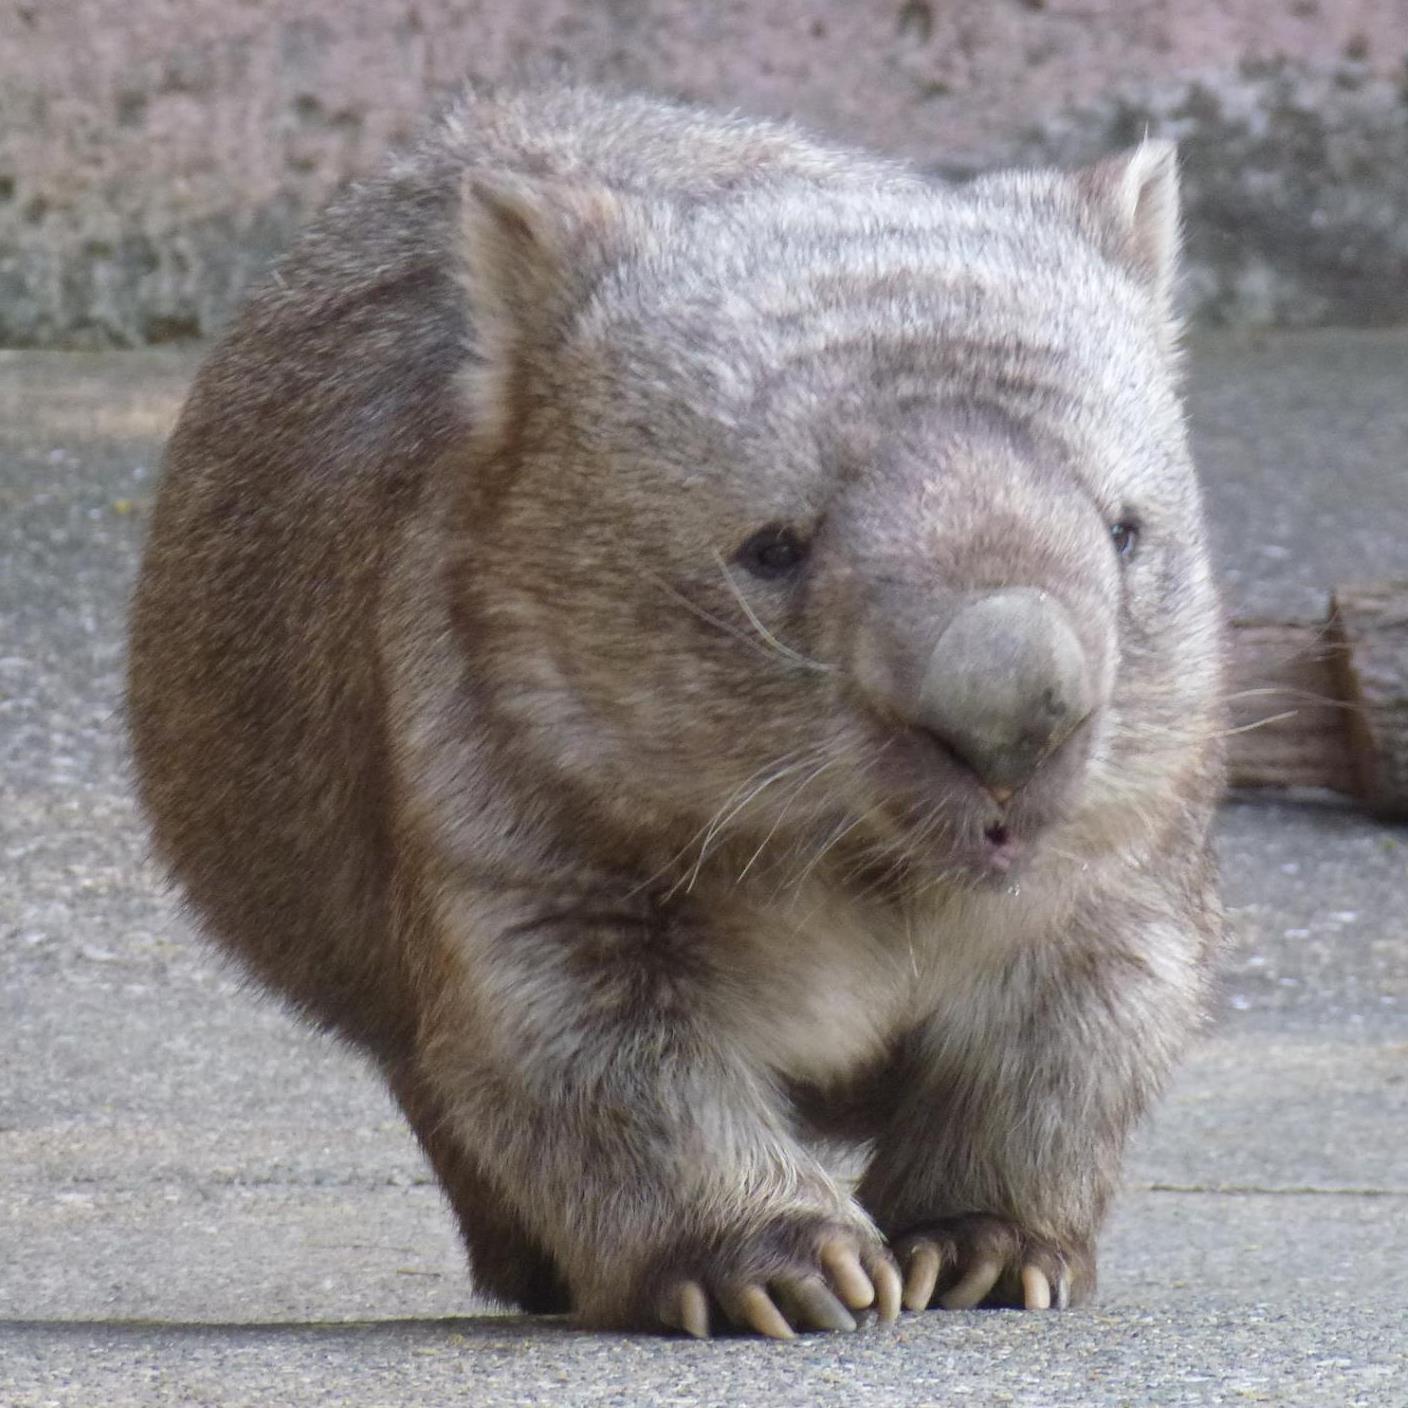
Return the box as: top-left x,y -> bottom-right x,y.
421,894 -> 901,1336
389,1065 -> 572,1312
857,920 -> 1204,1312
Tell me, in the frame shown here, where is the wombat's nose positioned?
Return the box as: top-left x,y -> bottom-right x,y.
916,589 -> 1093,798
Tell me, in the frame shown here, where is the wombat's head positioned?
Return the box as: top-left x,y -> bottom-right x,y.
451,145 -> 1222,893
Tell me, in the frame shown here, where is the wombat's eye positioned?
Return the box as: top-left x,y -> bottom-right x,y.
736,524 -> 808,579
1110,519 -> 1141,560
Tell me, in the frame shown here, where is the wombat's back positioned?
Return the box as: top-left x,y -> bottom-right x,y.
127,160 -> 458,1059
127,87 -> 905,1061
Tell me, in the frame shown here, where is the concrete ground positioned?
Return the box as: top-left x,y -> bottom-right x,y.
1,331 -> 1405,1406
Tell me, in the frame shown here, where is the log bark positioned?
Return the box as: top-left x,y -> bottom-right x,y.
1226,582 -> 1408,818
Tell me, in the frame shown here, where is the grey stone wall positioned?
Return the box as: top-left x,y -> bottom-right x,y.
2,1 -> 1406,345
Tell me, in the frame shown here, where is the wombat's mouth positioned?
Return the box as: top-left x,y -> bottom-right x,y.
837,805 -> 1026,897
980,822 -> 1019,873
855,713 -> 1093,886
936,816 -> 1026,883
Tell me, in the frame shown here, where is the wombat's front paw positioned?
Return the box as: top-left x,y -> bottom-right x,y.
892,1214 -> 1093,1312
640,1216 -> 902,1339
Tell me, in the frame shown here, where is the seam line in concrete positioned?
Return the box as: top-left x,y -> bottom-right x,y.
0,1317 -> 500,1332
1137,1182 -> 1407,1197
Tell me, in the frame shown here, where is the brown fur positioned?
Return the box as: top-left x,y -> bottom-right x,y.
128,85 -> 1225,1332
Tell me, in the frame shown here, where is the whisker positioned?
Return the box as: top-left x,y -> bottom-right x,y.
1222,686 -> 1354,710
851,810 -> 950,905
1216,709 -> 1301,739
711,550 -> 832,674
734,752 -> 842,885
906,868 -> 968,905
833,803 -> 937,884
781,739 -> 907,906
628,745 -> 817,901
642,570 -> 795,668
786,810 -> 873,907
679,749 -> 826,897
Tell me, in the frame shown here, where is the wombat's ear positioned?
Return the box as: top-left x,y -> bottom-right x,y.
1072,140 -> 1181,334
457,173 -> 637,452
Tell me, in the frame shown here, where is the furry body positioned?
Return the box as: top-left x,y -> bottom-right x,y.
128,86 -> 1224,1333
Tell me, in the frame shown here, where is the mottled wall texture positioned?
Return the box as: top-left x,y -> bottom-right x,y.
2,1 -> 1406,345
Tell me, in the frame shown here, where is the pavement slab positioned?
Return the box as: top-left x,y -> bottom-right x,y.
2,332 -> 1406,1406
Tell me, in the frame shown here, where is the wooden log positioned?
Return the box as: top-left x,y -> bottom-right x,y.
1226,581 -> 1408,818
1327,584 -> 1408,817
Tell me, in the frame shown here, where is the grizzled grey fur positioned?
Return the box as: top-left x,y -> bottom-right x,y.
128,85 -> 1225,1336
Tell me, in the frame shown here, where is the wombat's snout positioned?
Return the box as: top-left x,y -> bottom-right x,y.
882,589 -> 1094,800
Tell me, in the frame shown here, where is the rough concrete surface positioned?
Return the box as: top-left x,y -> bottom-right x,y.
2,2 -> 1407,344
2,332 -> 1407,1404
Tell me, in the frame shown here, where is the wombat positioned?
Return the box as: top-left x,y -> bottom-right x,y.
128,85 -> 1225,1337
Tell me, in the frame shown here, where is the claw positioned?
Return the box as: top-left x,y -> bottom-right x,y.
775,1276 -> 857,1333
1020,1265 -> 1052,1311
679,1281 -> 710,1338
869,1255 -> 903,1323
659,1280 -> 711,1338
724,1284 -> 796,1340
939,1255 -> 1002,1310
820,1242 -> 875,1310
902,1242 -> 942,1312
1056,1271 -> 1071,1310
